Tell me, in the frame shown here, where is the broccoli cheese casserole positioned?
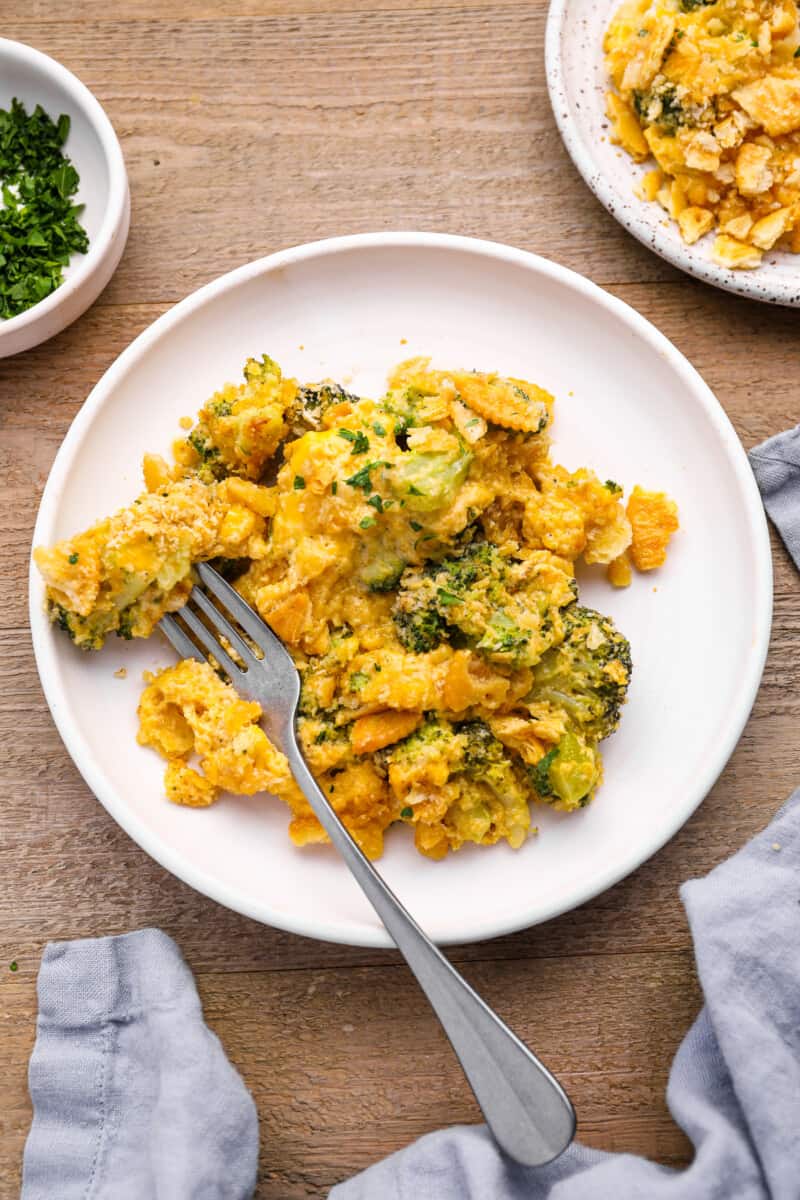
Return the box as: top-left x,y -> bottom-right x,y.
35,355 -> 678,860
605,0 -> 800,268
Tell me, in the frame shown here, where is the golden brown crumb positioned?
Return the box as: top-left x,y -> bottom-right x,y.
628,487 -> 679,571
114,667 -> 127,679
178,416 -> 193,430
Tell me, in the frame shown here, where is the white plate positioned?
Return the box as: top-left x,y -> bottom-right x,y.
546,1 -> 800,306
29,232 -> 772,947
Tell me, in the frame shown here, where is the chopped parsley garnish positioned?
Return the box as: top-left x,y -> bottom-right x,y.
359,516 -> 376,529
604,480 -> 622,494
0,98 -> 90,320
331,481 -> 338,494
293,475 -> 306,489
409,520 -> 423,531
400,807 -> 413,819
9,960 -> 18,972
407,484 -> 423,496
68,552 -> 79,564
315,730 -> 327,744
337,428 -> 369,454
366,494 -> 384,512
345,460 -> 390,492
373,422 -> 386,436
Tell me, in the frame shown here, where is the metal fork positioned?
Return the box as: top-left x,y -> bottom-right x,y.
161,562 -> 576,1166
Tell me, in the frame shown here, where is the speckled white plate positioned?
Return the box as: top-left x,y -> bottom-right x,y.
30,233 -> 772,947
546,0 -> 800,306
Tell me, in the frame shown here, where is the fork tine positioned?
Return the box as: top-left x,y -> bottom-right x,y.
160,613 -> 206,664
195,562 -> 285,652
190,586 -> 256,665
178,605 -> 243,680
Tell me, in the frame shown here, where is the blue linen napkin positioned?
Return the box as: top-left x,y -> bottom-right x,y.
21,928 -> 258,1199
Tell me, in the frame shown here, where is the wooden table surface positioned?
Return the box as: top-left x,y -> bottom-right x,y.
1,2 -> 797,1195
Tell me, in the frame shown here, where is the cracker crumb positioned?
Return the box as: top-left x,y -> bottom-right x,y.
342,1023 -> 355,1033
298,344 -> 304,350
771,842 -> 781,852
114,667 -> 127,679
400,337 -> 408,345
179,416 -> 193,430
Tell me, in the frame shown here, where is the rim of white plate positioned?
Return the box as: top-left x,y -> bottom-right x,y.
545,1 -> 800,307
29,232 -> 773,946
0,38 -> 130,341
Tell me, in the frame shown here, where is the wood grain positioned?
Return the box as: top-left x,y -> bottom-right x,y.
0,2 -> 796,1196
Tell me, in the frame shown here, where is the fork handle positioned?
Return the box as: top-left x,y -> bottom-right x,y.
285,744 -> 576,1167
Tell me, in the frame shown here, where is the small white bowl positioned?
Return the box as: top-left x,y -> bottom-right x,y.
546,0 -> 800,307
0,38 -> 130,357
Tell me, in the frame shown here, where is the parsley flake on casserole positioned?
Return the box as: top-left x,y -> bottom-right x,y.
605,0 -> 800,268
35,355 -> 678,861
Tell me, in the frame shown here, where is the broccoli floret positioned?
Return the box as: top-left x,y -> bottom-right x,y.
680,0 -> 714,11
529,604 -> 632,742
361,548 -> 407,593
388,445 -> 473,514
117,609 -> 135,640
528,731 -> 601,810
476,610 -> 531,660
458,720 -> 533,816
53,603 -> 77,642
184,353 -> 295,481
187,432 -> 220,465
242,354 -> 279,382
387,717 -> 534,851
393,542 -> 556,667
393,542 -> 501,653
459,720 -> 524,797
294,381 -> 359,431
393,604 -> 448,653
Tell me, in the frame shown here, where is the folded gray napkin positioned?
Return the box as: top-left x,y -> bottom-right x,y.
22,429 -> 799,1198
22,928 -> 258,1199
750,425 -> 800,570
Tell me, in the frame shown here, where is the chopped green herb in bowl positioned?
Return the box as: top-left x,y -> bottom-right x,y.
0,97 -> 90,320
0,39 -> 129,357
